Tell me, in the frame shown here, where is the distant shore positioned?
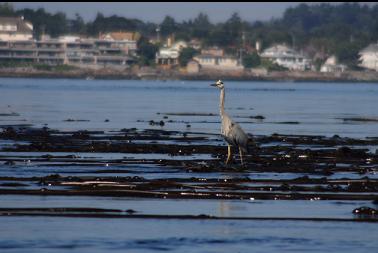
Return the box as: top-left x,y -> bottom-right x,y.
1,67 -> 378,82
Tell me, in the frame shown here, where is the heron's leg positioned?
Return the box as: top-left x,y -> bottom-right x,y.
225,145 -> 232,164
239,147 -> 244,166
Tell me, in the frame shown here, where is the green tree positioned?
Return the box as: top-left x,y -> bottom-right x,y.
137,36 -> 158,66
70,13 -> 86,35
160,16 -> 177,37
242,52 -> 261,68
191,13 -> 212,39
0,2 -> 15,16
178,47 -> 198,67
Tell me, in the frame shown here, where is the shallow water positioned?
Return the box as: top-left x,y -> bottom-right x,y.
0,78 -> 377,138
0,78 -> 377,252
1,217 -> 377,253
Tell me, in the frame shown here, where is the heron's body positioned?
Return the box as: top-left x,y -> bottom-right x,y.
211,80 -> 250,165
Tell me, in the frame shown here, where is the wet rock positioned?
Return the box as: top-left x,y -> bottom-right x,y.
1,127 -> 17,138
64,119 -> 90,122
159,120 -> 165,126
72,131 -> 90,139
250,115 -> 265,120
4,161 -> 16,166
336,146 -> 368,158
125,209 -> 137,214
353,206 -> 377,215
0,182 -> 28,187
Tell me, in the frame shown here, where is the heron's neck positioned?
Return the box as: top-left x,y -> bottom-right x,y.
219,88 -> 225,117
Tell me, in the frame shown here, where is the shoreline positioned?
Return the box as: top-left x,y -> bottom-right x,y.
1,68 -> 378,83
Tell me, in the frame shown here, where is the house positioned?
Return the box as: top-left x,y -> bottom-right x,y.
359,43 -> 378,71
320,55 -> 347,73
0,33 -> 134,68
188,39 -> 202,50
260,44 -> 312,71
99,31 -> 140,56
155,41 -> 187,67
155,47 -> 179,66
100,32 -> 141,41
201,47 -> 224,57
0,16 -> 33,41
193,54 -> 243,71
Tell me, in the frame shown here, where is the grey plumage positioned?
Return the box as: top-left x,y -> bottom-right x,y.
221,112 -> 249,153
211,80 -> 250,164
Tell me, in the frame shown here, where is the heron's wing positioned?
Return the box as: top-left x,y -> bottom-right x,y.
228,120 -> 249,153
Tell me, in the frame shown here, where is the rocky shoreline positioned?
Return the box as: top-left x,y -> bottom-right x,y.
1,67 -> 378,82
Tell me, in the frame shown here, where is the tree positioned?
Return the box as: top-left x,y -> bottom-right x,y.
191,13 -> 212,39
70,13 -> 86,35
178,47 -> 198,67
242,52 -> 261,68
160,16 -> 177,37
0,2 -> 15,16
137,36 -> 158,66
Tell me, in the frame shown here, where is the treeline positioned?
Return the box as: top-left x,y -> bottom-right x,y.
1,2 -> 378,67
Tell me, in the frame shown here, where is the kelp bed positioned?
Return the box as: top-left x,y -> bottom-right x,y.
0,126 -> 377,221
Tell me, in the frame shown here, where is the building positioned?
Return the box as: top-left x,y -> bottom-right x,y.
260,44 -> 312,71
0,36 -> 135,68
155,47 -> 179,65
188,39 -> 202,50
359,43 -> 378,71
193,54 -> 243,71
100,31 -> 140,56
201,47 -> 224,57
155,40 -> 188,67
0,16 -> 33,41
320,55 -> 347,73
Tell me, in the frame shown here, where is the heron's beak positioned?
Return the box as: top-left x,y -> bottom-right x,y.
210,83 -> 217,87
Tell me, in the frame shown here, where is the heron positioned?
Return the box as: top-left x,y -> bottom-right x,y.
210,80 -> 250,165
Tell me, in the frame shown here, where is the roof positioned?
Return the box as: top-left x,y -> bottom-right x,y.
101,32 -> 141,41
0,17 -> 33,34
261,44 -> 307,59
360,43 -> 378,54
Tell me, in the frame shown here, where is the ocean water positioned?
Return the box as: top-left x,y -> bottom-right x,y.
0,78 -> 377,253
0,78 -> 377,137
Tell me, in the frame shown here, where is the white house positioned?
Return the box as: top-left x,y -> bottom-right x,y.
155,41 -> 187,66
193,54 -> 243,71
260,44 -> 312,71
0,16 -> 33,41
320,55 -> 347,73
359,43 -> 378,71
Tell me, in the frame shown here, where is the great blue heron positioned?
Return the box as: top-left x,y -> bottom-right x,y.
210,80 -> 250,165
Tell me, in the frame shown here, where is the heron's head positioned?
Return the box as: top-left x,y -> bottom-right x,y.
210,80 -> 224,89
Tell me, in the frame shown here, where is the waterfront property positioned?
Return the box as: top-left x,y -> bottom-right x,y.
0,36 -> 136,68
320,55 -> 347,73
193,54 -> 243,71
0,16 -> 33,41
359,43 -> 378,71
260,44 -> 312,71
0,16 -> 137,68
155,40 -> 188,67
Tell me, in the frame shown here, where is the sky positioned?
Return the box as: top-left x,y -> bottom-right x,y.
10,2 -> 331,23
